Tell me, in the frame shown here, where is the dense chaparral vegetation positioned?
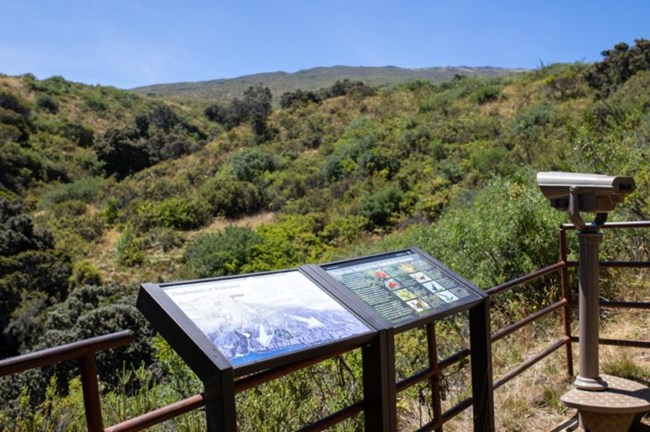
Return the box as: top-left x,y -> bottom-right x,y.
1,39 -> 650,430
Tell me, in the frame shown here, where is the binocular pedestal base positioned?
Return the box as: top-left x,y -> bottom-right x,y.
561,374 -> 650,432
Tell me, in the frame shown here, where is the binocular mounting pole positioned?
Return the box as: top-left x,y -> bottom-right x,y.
569,186 -> 608,391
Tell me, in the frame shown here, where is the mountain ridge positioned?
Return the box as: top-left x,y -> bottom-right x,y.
130,65 -> 526,101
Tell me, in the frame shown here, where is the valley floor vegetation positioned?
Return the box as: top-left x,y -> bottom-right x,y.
1,39 -> 650,430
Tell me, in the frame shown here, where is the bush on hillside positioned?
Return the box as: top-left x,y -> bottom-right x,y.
201,175 -> 266,218
230,148 -> 278,182
183,226 -> 264,278
35,94 -> 59,114
360,187 -> 403,229
142,197 -> 211,230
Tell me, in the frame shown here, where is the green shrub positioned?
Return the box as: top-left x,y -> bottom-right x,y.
466,141 -> 514,178
357,147 -> 400,179
35,94 -> 59,114
41,177 -> 107,207
146,197 -> 211,230
94,127 -> 150,179
201,175 -> 266,218
183,226 -> 263,278
322,155 -> 354,183
360,187 -> 403,229
34,76 -> 71,95
323,215 -> 367,245
470,85 -> 501,104
85,94 -> 107,112
414,175 -> 563,291
68,259 -> 103,288
116,225 -> 145,267
250,214 -> 333,270
0,142 -> 50,193
59,123 -> 94,147
230,148 -> 277,182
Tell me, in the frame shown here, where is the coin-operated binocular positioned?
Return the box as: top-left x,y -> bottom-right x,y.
537,171 -> 635,391
537,172 -> 635,231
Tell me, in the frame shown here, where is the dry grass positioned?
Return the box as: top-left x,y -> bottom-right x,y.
89,212 -> 277,288
397,298 -> 650,431
202,211 -> 274,233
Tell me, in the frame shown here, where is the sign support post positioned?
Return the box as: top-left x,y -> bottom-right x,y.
361,332 -> 394,432
204,370 -> 237,432
469,298 -> 495,432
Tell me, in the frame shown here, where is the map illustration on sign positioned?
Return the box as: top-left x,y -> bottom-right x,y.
162,271 -> 371,367
323,250 -> 480,326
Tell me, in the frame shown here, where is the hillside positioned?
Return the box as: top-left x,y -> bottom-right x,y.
1,39 -> 650,430
130,65 -> 523,101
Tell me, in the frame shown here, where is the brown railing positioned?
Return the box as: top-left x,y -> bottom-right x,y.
1,221 -> 648,431
0,330 -> 133,432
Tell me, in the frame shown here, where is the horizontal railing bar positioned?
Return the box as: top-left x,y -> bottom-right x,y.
600,300 -> 650,309
493,337 -> 569,390
234,345 -> 356,393
0,330 -> 133,377
565,261 -> 650,268
569,336 -> 650,349
601,261 -> 650,268
486,262 -> 565,296
562,221 -> 650,230
439,347 -> 471,370
396,367 -> 436,393
414,396 -> 474,432
441,396 -> 473,424
567,300 -> 650,310
396,348 -> 471,393
491,299 -> 567,343
599,338 -> 650,348
104,394 -> 205,432
297,401 -> 364,432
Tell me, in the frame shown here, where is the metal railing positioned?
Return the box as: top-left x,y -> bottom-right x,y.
0,331 -> 133,432
561,221 -> 650,354
1,221 -> 648,431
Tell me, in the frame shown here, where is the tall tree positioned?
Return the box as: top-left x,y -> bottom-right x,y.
584,38 -> 650,97
243,84 -> 273,138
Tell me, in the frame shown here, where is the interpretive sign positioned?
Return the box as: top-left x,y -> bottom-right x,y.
321,249 -> 484,327
138,270 -> 373,374
137,248 -> 490,432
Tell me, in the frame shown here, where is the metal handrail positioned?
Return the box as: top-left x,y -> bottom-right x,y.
0,330 -> 133,376
104,394 -> 205,432
2,222 -> 649,432
0,330 -> 133,432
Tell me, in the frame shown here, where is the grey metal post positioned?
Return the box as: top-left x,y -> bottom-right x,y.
573,230 -> 608,391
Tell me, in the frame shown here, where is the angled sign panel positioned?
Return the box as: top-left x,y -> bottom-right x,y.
320,248 -> 484,329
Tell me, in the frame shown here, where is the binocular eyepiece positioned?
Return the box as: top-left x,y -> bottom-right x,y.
537,172 -> 635,213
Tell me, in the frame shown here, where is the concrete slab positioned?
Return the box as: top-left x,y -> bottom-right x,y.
561,374 -> 650,432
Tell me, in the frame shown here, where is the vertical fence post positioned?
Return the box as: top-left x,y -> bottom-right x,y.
79,354 -> 104,432
469,298 -> 495,432
559,226 -> 574,378
426,322 -> 443,432
362,332 -> 393,432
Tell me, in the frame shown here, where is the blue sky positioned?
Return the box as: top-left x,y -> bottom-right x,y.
1,0 -> 648,89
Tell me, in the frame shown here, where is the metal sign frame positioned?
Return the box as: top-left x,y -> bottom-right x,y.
312,247 -> 487,331
137,248 -> 494,431
137,268 -> 377,377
